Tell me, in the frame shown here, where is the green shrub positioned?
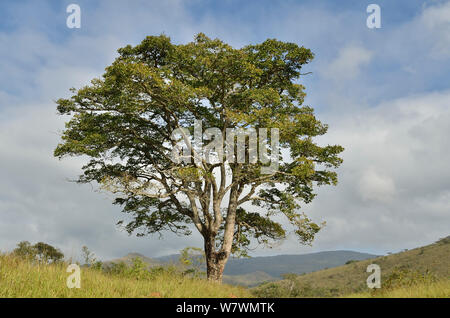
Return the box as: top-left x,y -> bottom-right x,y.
369,267 -> 437,296
383,267 -> 436,290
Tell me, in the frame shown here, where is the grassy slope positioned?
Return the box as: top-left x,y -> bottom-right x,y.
346,279 -> 450,298
0,254 -> 251,298
252,239 -> 450,297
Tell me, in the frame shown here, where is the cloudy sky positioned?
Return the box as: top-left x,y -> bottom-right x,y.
0,0 -> 449,261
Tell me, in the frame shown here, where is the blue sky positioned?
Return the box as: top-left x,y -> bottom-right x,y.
0,0 -> 449,260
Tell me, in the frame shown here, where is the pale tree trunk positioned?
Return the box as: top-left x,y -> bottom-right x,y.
204,185 -> 239,283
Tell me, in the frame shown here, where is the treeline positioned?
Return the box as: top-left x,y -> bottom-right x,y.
13,241 -> 64,264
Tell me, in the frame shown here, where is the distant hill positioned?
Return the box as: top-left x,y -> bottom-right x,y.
223,250 -> 377,278
252,236 -> 450,297
103,252 -> 162,269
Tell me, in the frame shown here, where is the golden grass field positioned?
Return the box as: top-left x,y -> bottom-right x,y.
346,279 -> 450,298
0,253 -> 251,298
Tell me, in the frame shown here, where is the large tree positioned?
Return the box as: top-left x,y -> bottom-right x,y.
54,34 -> 343,282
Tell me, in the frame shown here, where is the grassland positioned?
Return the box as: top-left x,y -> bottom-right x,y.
1,237 -> 448,298
346,279 -> 450,298
252,237 -> 450,297
0,253 -> 251,298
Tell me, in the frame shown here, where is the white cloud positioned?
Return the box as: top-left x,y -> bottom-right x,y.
322,46 -> 373,81
359,168 -> 396,202
300,90 -> 450,254
421,1 -> 450,58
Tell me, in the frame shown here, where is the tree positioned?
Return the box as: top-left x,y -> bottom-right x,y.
81,245 -> 97,266
14,241 -> 64,263
13,241 -> 36,260
34,242 -> 64,263
54,33 -> 344,282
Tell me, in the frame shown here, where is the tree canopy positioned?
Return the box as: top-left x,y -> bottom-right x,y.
13,241 -> 64,263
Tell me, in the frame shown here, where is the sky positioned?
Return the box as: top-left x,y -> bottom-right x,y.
0,0 -> 449,261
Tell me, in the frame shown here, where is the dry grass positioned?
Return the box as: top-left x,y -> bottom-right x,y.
0,253 -> 252,298
347,279 -> 450,298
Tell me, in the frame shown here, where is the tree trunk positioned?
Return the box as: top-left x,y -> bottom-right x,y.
204,236 -> 227,283
206,258 -> 225,282
203,184 -> 239,283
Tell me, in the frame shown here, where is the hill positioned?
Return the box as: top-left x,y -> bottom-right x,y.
252,236 -> 450,297
223,251 -> 377,277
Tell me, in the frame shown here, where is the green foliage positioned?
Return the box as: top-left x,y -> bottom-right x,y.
179,247 -> 205,277
128,257 -> 150,280
345,260 -> 358,265
108,261 -> 129,276
91,261 -> 103,271
381,267 -> 437,291
34,242 -> 64,263
13,241 -> 64,264
13,241 -> 36,261
105,257 -> 179,281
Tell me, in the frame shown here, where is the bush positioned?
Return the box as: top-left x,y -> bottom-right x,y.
383,267 -> 436,290
91,261 -> 103,271
108,261 -> 128,275
369,267 -> 437,296
128,257 -> 149,280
